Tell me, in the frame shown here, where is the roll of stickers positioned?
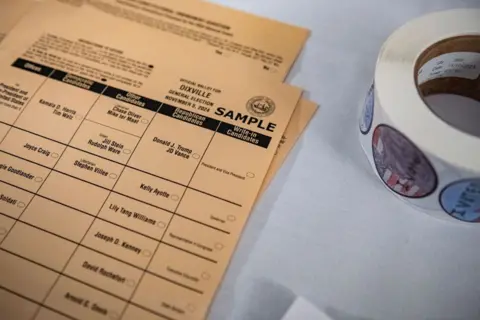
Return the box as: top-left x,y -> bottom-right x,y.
359,9 -> 480,223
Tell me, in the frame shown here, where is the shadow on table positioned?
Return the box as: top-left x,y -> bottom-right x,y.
325,307 -> 374,320
325,306 -> 465,320
230,277 -> 297,320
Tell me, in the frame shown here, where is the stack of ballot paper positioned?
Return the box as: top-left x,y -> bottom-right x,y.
0,0 -> 318,319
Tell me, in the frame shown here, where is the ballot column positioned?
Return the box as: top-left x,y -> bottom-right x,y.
0,58 -> 109,319
0,58 -> 60,320
116,103 -> 219,319
125,116 -> 274,319
35,86 -> 171,320
171,121 -> 270,314
0,59 -> 55,244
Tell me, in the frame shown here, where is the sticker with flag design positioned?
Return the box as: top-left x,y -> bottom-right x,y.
372,125 -> 437,198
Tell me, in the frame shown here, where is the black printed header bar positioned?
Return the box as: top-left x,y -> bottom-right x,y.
217,122 -> 271,148
50,70 -> 107,94
12,58 -> 53,77
103,87 -> 161,112
159,104 -> 220,131
11,57 -> 274,149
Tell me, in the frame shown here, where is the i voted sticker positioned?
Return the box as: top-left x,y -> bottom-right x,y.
372,125 -> 437,198
359,83 -> 374,134
440,179 -> 480,222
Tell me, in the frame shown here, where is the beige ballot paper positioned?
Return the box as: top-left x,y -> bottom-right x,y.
58,0 -> 319,195
2,0 -> 317,197
5,0 -> 318,196
68,0 -> 310,79
0,4 -> 302,320
60,0 -> 320,189
78,0 -> 318,189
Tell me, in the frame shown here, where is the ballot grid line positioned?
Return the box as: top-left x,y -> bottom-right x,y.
0,285 -> 79,320
84,118 -> 141,138
0,149 -> 231,235
0,58 -> 259,320
0,125 -> 198,320
1,247 -> 133,301
0,70 -> 58,246
116,113 -> 221,319
1,233 -> 204,320
37,95 -> 181,319
0,174 -> 230,239
0,263 -> 177,320
0,87 -> 212,320
0,71 -> 71,250
30,85 -> 115,320
87,102 -> 187,320
117,119 -> 221,320
0,119 -> 243,208
0,70 -> 54,146
0,218 -> 209,294
0,91 -> 103,319
0,99 -> 227,244
0,197 -> 217,267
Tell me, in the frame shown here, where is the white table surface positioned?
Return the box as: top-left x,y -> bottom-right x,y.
205,0 -> 480,319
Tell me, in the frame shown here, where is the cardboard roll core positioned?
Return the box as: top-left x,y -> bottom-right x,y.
415,36 -> 480,137
416,35 -> 480,100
